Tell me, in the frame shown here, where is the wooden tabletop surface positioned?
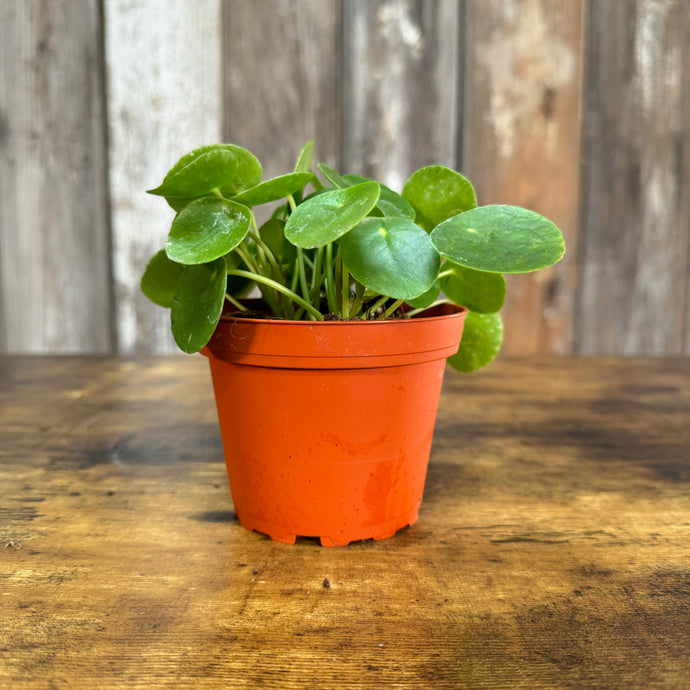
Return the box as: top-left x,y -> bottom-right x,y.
1,355 -> 689,688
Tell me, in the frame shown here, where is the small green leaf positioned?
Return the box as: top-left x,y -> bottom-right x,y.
231,172 -> 314,206
405,284 -> 440,309
318,163 -> 350,189
339,217 -> 440,300
343,174 -> 415,219
147,144 -> 262,199
294,140 -> 315,172
284,181 -> 380,248
171,258 -> 227,353
166,197 -> 251,265
140,249 -> 184,308
259,218 -> 296,265
402,166 -> 477,231
439,263 -> 506,313
431,205 -> 565,273
447,311 -> 503,373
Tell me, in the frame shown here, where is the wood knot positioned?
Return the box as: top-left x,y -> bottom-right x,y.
541,86 -> 557,119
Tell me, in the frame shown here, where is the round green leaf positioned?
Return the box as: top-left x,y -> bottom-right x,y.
166,197 -> 251,265
231,172 -> 314,206
284,181 -> 380,248
171,258 -> 227,353
439,263 -> 506,313
147,144 -> 262,200
339,217 -> 440,300
431,205 -> 565,274
140,249 -> 184,308
402,166 -> 477,231
447,311 -> 503,373
343,174 -> 415,219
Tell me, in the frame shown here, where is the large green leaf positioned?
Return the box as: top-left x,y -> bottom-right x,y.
447,311 -> 503,373
284,181 -> 380,248
339,217 -> 440,300
439,263 -> 506,313
171,258 -> 227,353
166,197 -> 251,265
402,166 -> 477,231
431,205 -> 565,273
231,172 -> 314,206
343,174 -> 415,219
147,144 -> 262,200
140,249 -> 184,308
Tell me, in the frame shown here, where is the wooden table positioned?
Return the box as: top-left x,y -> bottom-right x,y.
1,356 -> 689,688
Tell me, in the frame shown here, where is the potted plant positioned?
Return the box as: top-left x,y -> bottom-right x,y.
142,141 -> 564,546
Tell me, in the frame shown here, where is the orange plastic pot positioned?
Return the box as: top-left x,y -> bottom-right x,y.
202,303 -> 467,546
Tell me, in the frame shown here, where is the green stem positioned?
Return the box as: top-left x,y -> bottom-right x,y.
296,247 -> 311,303
334,249 -> 342,314
380,299 -> 405,320
311,246 -> 323,293
341,263 -> 350,317
224,292 -> 249,312
226,270 -> 324,321
324,243 -> 338,314
235,244 -> 258,274
349,282 -> 366,319
365,294 -> 389,319
248,230 -> 281,279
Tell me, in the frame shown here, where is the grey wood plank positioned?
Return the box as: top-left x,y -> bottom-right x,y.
105,0 -> 223,354
463,0 -> 584,356
341,0 -> 461,191
0,0 -> 112,353
222,0 -> 342,182
577,0 -> 690,355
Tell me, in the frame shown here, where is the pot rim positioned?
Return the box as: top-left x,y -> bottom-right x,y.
204,301 -> 468,369
218,300 -> 468,326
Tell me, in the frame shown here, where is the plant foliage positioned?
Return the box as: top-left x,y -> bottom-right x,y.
142,142 -> 565,370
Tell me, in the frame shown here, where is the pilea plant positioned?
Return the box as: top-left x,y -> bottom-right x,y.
142,141 -> 564,371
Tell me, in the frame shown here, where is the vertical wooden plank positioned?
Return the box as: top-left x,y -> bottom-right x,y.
105,0 -> 223,354
578,0 -> 690,355
342,0 -> 461,191
463,0 -> 584,356
222,0 -> 341,180
0,0 -> 112,353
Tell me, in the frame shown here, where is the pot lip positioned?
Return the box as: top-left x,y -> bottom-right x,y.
218,301 -> 468,326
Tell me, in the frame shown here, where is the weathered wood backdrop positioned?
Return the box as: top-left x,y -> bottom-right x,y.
1,0 -> 689,355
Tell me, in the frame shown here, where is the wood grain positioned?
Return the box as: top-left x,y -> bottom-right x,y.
1,355 -> 689,688
342,0 -> 461,190
105,0 -> 223,354
463,0 -> 584,356
1,1 -> 689,358
222,0 -> 342,183
0,0 -> 112,353
577,0 -> 690,355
